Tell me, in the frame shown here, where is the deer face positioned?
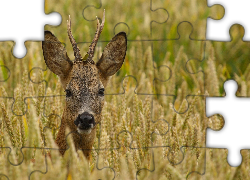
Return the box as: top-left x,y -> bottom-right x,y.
65,62 -> 104,134
42,11 -> 127,135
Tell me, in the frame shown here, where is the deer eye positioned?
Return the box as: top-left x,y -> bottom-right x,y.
65,89 -> 72,97
98,88 -> 105,96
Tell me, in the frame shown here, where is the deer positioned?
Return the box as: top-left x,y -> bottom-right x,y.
42,10 -> 127,160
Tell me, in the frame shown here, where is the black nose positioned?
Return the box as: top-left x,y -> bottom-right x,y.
74,112 -> 95,130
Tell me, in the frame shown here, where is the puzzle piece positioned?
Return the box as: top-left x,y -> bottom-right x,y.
96,130 -> 156,179
82,0 -> 168,41
189,148 -> 250,179
150,94 -> 222,154
205,24 -> 250,96
0,147 -> 47,179
138,146 -> 206,179
94,76 -> 169,149
0,40 -> 66,119
153,22 -> 206,98
206,80 -> 250,166
207,0 -> 250,41
0,0 -> 61,58
151,0 -> 224,40
150,94 -> 211,148
40,127 -> 117,179
0,102 -> 47,179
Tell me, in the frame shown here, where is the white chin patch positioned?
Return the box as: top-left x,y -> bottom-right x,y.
77,124 -> 94,135
77,128 -> 92,134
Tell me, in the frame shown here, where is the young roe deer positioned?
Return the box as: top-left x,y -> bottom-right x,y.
42,10 -> 127,160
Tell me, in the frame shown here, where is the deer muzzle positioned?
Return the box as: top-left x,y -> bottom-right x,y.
74,112 -> 95,134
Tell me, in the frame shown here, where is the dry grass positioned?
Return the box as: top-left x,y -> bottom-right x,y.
0,0 -> 250,179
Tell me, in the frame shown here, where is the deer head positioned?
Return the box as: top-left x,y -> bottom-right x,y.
42,10 -> 127,159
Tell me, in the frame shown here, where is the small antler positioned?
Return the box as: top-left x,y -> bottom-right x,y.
87,9 -> 105,64
67,15 -> 83,61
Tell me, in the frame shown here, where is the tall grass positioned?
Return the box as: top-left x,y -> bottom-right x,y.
0,0 -> 250,179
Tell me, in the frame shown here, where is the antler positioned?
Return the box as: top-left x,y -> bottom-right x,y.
67,15 -> 83,61
87,9 -> 105,64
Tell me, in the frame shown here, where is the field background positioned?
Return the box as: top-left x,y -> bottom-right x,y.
0,0 -> 250,179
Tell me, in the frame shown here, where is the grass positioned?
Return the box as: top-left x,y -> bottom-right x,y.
0,0 -> 250,179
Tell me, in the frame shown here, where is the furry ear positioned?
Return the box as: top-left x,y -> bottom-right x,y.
96,32 -> 127,77
42,31 -> 73,78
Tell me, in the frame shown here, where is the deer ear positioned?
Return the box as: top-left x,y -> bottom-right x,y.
96,32 -> 127,77
42,31 -> 73,78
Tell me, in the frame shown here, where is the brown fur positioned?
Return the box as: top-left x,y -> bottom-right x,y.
42,16 -> 127,159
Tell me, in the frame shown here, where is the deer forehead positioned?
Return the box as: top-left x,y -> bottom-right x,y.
66,62 -> 102,92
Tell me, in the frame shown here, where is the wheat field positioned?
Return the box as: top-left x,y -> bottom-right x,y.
0,0 -> 250,179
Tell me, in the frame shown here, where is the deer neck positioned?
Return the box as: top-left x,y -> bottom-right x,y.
56,108 -> 98,158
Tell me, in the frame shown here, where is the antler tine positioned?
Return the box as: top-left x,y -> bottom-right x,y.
87,9 -> 105,64
67,15 -> 83,61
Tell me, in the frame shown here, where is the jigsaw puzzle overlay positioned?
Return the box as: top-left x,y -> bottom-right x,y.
0,0 -> 250,179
